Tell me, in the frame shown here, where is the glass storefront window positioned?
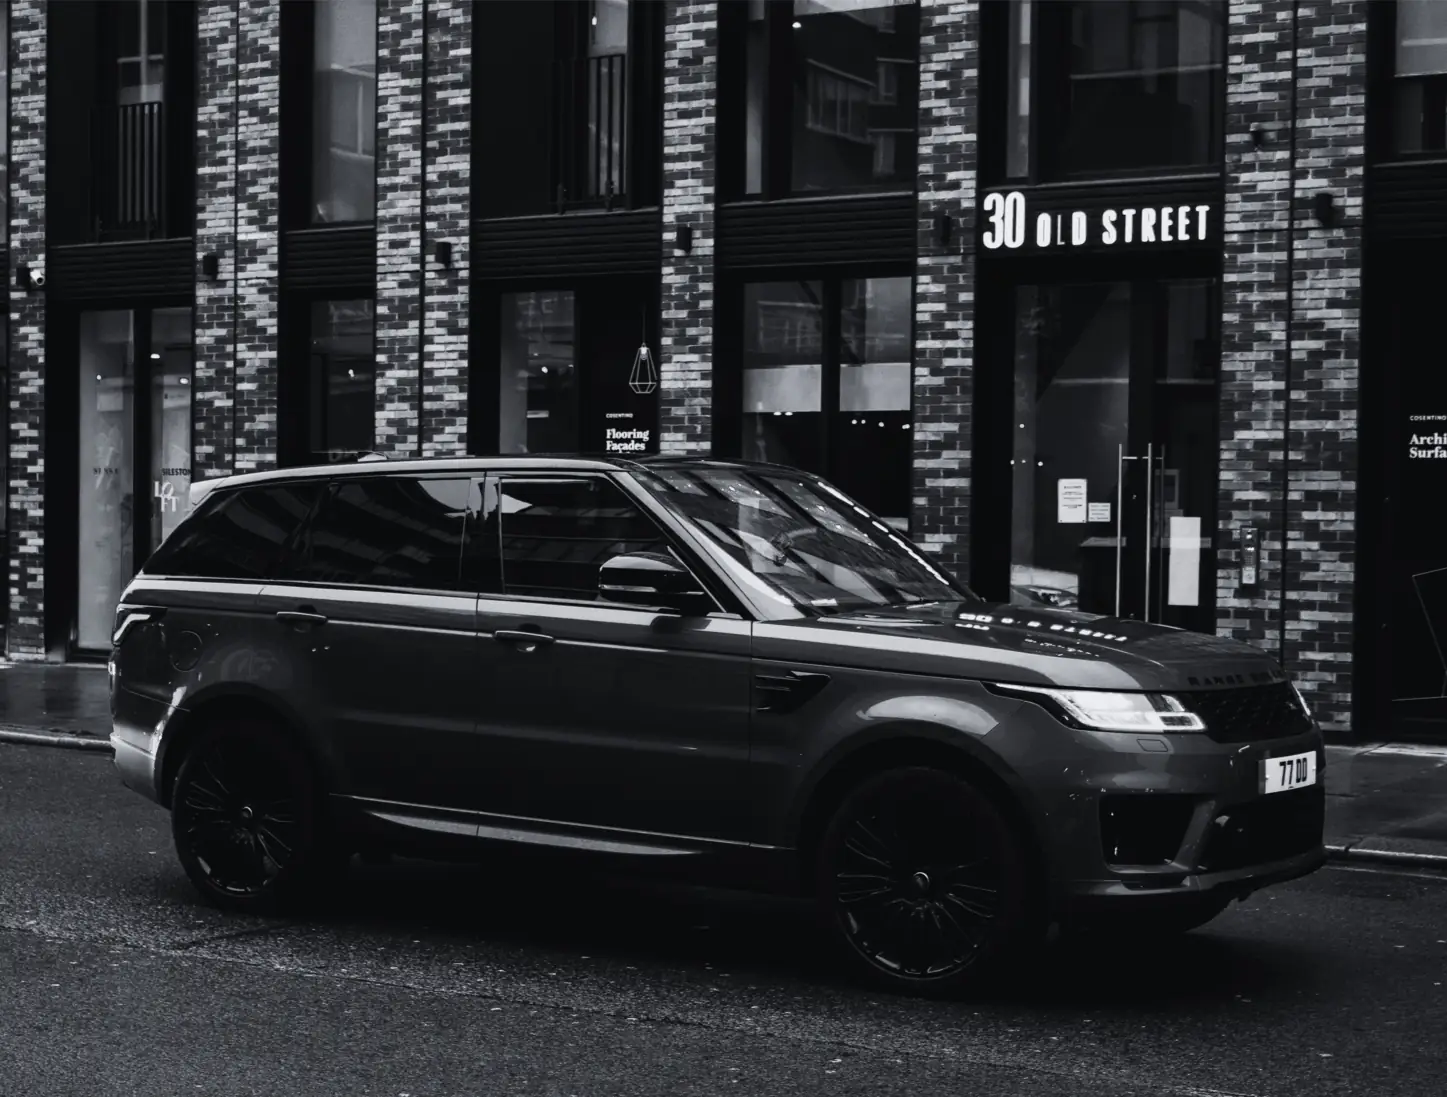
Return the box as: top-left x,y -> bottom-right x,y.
1005,279 -> 1219,633
738,276 -> 912,528
499,291 -> 579,454
76,308 -> 194,652
309,300 -> 375,459
313,0 -> 377,223
734,0 -> 919,198
1006,1 -> 1224,180
1393,0 -> 1447,153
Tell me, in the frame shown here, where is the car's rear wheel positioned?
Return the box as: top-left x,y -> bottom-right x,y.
815,766 -> 1035,998
170,718 -> 342,915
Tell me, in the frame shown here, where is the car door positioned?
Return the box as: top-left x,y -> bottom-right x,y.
465,472 -> 755,845
256,472 -> 479,813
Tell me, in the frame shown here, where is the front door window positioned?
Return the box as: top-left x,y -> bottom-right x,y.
1007,279 -> 1219,631
77,307 -> 194,651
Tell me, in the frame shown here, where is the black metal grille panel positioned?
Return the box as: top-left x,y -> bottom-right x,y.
1181,683 -> 1312,744
1195,788 -> 1324,873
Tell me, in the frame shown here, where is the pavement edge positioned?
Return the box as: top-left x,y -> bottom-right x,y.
0,726 -> 113,753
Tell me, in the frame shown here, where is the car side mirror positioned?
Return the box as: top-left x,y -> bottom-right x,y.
598,552 -> 711,614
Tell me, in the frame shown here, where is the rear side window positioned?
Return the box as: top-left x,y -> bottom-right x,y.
143,481 -> 324,580
489,477 -> 667,600
285,475 -> 471,590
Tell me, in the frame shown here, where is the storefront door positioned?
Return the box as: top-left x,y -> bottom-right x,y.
76,307 -> 193,652
1003,278 -> 1220,632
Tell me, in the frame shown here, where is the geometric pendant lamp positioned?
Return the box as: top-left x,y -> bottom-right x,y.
628,341 -> 658,395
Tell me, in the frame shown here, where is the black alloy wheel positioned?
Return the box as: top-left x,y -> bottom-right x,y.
171,719 -> 338,915
817,766 -> 1034,997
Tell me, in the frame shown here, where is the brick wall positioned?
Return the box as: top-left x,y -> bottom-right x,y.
1283,2 -> 1367,732
375,0 -> 424,457
658,0 -> 717,456
194,0 -> 240,482
1219,0 -> 1294,661
421,0 -> 471,457
233,0 -> 281,472
5,0 -> 45,658
912,0 -> 979,583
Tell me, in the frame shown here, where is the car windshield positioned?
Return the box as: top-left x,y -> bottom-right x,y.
632,465 -> 976,617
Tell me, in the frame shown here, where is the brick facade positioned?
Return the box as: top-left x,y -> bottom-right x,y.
375,0 -> 424,458
6,0 -> 45,658
420,0 -> 471,457
658,0 -> 717,456
0,0 -> 1390,735
233,0 -> 282,473
1219,0 -> 1367,731
912,0 -> 979,583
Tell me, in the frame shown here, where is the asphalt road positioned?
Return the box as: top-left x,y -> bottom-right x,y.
3,745 -> 1446,1097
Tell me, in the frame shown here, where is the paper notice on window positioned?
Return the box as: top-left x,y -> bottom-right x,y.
1088,502 -> 1111,523
1167,516 -> 1202,607
1057,479 -> 1088,524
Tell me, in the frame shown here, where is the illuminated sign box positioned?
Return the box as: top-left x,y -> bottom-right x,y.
977,188 -> 1220,254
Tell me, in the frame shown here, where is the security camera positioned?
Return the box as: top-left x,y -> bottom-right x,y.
16,263 -> 44,290
29,270 -> 45,289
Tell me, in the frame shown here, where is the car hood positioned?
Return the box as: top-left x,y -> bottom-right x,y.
751,601 -> 1286,693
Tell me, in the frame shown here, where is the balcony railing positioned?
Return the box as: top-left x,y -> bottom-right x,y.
91,102 -> 167,241
553,53 -> 628,212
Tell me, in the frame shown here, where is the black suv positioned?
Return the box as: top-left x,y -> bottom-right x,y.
110,456 -> 1325,996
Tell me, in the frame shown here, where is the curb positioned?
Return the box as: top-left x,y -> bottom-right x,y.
1325,843 -> 1447,871
0,726 -> 113,753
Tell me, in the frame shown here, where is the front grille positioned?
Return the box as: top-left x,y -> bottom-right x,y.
1195,787 -> 1325,873
1181,683 -> 1312,744
1100,794 -> 1198,866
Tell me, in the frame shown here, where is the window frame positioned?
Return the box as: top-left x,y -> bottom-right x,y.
711,267 -> 917,531
1370,0 -> 1447,162
981,0 -> 1227,186
468,471 -> 736,614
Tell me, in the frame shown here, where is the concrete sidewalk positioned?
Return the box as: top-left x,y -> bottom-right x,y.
2,660 -> 1446,868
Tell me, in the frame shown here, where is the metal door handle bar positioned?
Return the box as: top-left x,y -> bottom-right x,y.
493,629 -> 556,648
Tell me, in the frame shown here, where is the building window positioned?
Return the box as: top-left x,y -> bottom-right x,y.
312,0 -> 376,224
729,0 -> 920,199
473,0 -> 662,217
737,276 -> 912,529
998,0 -> 1225,181
0,2 -> 7,245
498,291 -> 580,455
1392,0 -> 1447,153
308,300 -> 376,460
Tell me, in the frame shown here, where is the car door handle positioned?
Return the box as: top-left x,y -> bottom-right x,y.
492,629 -> 555,650
276,610 -> 329,629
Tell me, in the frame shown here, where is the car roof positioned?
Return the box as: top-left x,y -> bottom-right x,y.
189,453 -> 811,502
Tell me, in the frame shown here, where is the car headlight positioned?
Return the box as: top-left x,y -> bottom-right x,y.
989,682 -> 1205,732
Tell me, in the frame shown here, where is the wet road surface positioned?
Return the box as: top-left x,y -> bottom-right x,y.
4,743 -> 1445,1096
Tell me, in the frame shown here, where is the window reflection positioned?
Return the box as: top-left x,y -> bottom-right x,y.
742,281 -> 825,473
1393,0 -> 1447,153
313,0 -> 377,223
309,300 -> 375,459
499,291 -> 579,455
740,0 -> 919,196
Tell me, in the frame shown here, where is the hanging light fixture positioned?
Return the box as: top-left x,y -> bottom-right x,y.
628,341 -> 658,395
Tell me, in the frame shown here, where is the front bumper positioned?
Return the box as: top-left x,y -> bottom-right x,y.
994,702 -> 1327,912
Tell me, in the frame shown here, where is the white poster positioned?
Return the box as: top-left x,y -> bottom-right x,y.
1057,479 -> 1087,524
1167,516 -> 1202,607
1088,502 -> 1111,523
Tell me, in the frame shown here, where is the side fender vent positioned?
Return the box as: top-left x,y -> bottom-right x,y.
755,670 -> 832,715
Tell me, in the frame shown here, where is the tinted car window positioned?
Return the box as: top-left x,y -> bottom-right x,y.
493,477 -> 666,600
287,476 -> 471,590
143,481 -> 324,580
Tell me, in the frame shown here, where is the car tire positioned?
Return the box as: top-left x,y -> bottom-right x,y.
170,718 -> 344,916
815,765 -> 1037,998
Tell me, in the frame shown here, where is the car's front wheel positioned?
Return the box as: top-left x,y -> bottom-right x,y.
815,766 -> 1036,998
170,718 -> 343,915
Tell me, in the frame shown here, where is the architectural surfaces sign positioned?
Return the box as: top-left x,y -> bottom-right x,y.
978,190 -> 1220,254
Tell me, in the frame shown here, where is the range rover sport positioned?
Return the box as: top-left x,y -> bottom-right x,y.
110,455 -> 1326,997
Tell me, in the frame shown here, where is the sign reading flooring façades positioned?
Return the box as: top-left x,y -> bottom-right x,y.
979,190 -> 1218,253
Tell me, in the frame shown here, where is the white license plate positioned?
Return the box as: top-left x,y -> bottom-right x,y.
1261,751 -> 1317,795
